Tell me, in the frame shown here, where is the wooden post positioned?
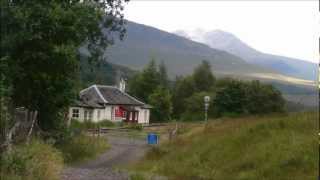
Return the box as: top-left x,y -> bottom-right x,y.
26,111 -> 37,144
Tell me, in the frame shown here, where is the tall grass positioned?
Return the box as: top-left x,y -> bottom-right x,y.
57,134 -> 109,164
0,139 -> 64,180
133,112 -> 318,180
70,119 -> 118,130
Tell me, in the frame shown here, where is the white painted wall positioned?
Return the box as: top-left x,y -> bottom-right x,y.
104,106 -> 112,120
69,107 -> 85,122
136,107 -> 150,124
69,105 -> 150,124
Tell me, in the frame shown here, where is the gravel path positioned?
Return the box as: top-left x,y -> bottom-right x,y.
61,134 -> 150,180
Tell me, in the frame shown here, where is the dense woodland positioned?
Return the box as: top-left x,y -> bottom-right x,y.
127,59 -> 285,122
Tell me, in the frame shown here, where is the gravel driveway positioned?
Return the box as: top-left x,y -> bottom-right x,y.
61,133 -> 149,180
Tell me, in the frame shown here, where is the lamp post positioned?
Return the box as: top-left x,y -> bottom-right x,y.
204,96 -> 210,123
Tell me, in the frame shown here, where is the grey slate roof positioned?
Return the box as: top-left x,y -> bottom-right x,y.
72,100 -> 104,109
79,85 -> 146,106
97,85 -> 144,105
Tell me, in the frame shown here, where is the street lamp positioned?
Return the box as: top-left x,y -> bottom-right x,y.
204,96 -> 210,123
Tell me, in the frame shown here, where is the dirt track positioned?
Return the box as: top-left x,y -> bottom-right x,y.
61,134 -> 149,180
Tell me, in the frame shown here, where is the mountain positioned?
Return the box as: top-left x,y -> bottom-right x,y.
174,29 -> 317,81
80,21 -> 317,107
79,55 -> 136,88
101,21 -> 278,78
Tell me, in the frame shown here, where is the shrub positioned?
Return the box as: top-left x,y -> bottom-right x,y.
0,139 -> 63,180
57,134 -> 109,164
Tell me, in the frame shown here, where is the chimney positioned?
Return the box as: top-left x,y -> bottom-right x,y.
119,78 -> 126,92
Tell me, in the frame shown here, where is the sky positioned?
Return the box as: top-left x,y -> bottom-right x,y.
123,1 -> 319,63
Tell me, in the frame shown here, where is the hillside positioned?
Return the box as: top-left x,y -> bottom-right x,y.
132,112 -> 318,179
175,29 -> 317,81
79,21 -> 317,107
102,21 -> 277,78
78,55 -> 136,88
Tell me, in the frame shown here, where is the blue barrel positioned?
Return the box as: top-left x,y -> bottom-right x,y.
147,133 -> 158,145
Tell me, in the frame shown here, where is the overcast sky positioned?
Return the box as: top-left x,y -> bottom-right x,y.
123,1 -> 319,63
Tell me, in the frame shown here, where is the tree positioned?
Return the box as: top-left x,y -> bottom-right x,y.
213,79 -> 247,116
148,87 -> 173,122
128,59 -> 160,102
172,76 -> 196,118
213,79 -> 285,117
0,56 -> 13,147
1,0 -> 129,132
158,60 -> 169,88
245,80 -> 285,114
192,60 -> 215,92
181,92 -> 214,121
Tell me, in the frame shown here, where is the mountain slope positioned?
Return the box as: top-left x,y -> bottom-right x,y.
102,21 -> 277,78
79,21 -> 317,107
175,29 -> 317,81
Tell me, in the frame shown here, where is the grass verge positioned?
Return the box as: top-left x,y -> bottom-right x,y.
0,139 -> 64,180
57,134 -> 109,164
132,112 -> 318,180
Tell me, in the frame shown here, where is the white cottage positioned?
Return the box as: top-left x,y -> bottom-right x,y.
69,79 -> 151,124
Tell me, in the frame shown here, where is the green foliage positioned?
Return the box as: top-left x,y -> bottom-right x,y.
213,79 -> 285,117
172,76 -> 196,118
178,91 -> 215,121
148,87 -> 173,122
70,119 -> 117,130
57,134 -> 109,164
129,59 -> 160,102
128,59 -> 173,122
158,60 -> 169,88
213,79 -> 248,116
245,80 -> 285,114
134,112 -> 318,179
0,139 -> 63,180
79,54 -> 136,88
1,0 -> 128,133
192,60 -> 215,92
172,61 -> 216,119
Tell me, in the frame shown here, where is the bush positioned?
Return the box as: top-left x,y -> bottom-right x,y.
0,139 -> 63,180
57,134 -> 109,164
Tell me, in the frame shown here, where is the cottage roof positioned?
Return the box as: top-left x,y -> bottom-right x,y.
72,99 -> 104,109
80,85 -> 145,106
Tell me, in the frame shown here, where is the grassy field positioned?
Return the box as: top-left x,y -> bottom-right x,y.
131,112 -> 318,180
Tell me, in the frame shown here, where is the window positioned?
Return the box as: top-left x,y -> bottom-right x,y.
72,109 -> 79,118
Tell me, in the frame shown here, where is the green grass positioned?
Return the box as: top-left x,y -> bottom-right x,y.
0,139 -> 64,180
57,134 -> 109,164
132,112 -> 318,180
70,119 -> 120,130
